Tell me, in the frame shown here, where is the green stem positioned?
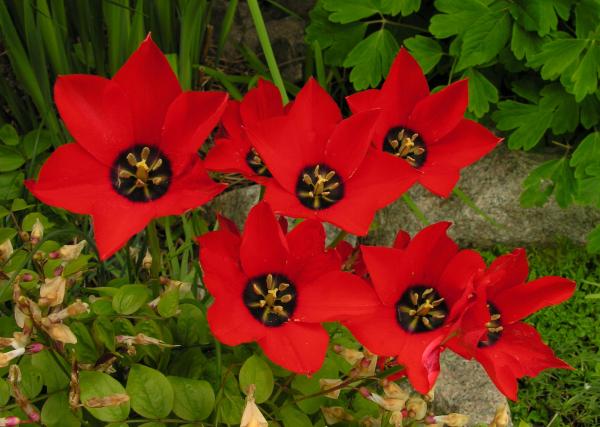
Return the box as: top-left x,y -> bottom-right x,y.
146,220 -> 161,280
402,194 -> 429,225
452,187 -> 504,229
247,0 -> 290,104
327,229 -> 348,249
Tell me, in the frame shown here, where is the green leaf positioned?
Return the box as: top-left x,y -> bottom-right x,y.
157,288 -> 179,318
112,284 -> 150,315
0,172 -> 24,200
0,227 -> 16,243
67,321 -> 100,363
455,10 -> 511,71
508,0 -> 562,36
322,0 -> 380,23
217,370 -> 244,425
93,316 -> 116,352
571,44 -> 600,102
521,157 -> 575,208
384,0 -> 421,16
586,223 -> 600,254
492,100 -> 553,150
580,96 -> 600,129
23,129 -> 52,159
281,405 -> 313,427
41,391 -> 81,427
18,356 -> 44,399
511,23 -> 544,61
539,84 -> 579,134
126,364 -> 174,419
305,3 -> 367,67
462,68 -> 498,117
343,29 -> 399,90
429,0 -> 489,39
239,355 -> 274,403
176,304 -> 210,345
528,38 -> 587,81
168,376 -> 215,421
404,36 -> 442,74
22,212 -> 51,231
0,380 -> 9,406
31,350 -> 70,392
0,146 -> 25,172
0,124 -> 19,146
575,0 -> 600,38
80,371 -> 130,422
571,132 -> 600,179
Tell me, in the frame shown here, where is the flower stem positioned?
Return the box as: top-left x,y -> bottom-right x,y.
402,194 -> 429,225
146,220 -> 161,279
247,0 -> 290,104
328,229 -> 348,249
453,187 -> 504,229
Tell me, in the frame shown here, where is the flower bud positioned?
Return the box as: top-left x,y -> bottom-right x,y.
0,239 -> 13,262
47,300 -> 89,322
84,393 -> 130,408
240,384 -> 268,427
321,406 -> 354,424
142,249 -> 152,270
382,380 -> 409,401
368,393 -> 405,412
489,404 -> 509,427
18,231 -> 29,243
30,219 -> 44,245
42,321 -> 77,344
21,273 -> 33,282
0,416 -> 24,426
406,396 -> 428,420
25,343 -> 45,354
39,276 -> 66,307
116,333 -> 178,348
319,379 -> 344,399
58,240 -> 87,261
435,414 -> 470,427
333,344 -> 364,365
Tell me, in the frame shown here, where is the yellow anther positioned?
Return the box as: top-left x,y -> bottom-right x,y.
280,294 -> 293,303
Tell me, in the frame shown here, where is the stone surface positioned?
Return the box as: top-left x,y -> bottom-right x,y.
434,351 -> 512,426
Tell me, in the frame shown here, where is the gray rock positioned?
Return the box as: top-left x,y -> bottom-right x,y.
434,351 -> 512,426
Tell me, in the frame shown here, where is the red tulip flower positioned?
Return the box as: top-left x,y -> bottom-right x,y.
346,48 -> 501,197
199,202 -> 380,374
246,78 -> 417,236
344,222 -> 485,393
25,36 -> 227,260
205,79 -> 285,184
447,249 -> 575,400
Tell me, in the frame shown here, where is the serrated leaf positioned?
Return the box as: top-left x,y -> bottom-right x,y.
580,95 -> 600,129
576,0 -> 600,38
571,132 -> 600,178
521,157 -> 575,208
404,35 -> 442,74
429,0 -> 489,39
571,44 -> 600,102
239,355 -> 274,403
528,38 -> 587,80
492,101 -> 553,150
343,29 -> 398,90
380,0 -> 421,16
508,0 -> 562,36
586,223 -> 600,254
126,364 -> 174,419
305,3 -> 367,66
463,68 -> 498,117
322,0 -> 380,23
511,23 -> 544,61
539,84 -> 579,134
456,10 -> 511,70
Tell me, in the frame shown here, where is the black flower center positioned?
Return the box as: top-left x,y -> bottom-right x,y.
245,148 -> 272,177
111,145 -> 171,202
296,164 -> 344,210
243,273 -> 297,327
384,127 -> 427,168
395,285 -> 448,333
478,303 -> 503,348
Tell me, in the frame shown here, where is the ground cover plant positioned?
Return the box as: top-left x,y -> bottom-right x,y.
0,1 -> 598,426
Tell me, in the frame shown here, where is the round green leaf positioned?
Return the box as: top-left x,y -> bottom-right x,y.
126,364 -> 174,419
239,355 -> 274,403
168,376 -> 215,421
41,391 -> 81,427
281,406 -> 313,427
31,350 -> 70,392
157,288 -> 179,318
23,129 -> 52,159
18,356 -> 43,399
112,285 -> 150,315
0,146 -> 25,172
80,371 -> 130,422
0,124 -> 19,146
176,304 -> 210,345
0,379 -> 9,406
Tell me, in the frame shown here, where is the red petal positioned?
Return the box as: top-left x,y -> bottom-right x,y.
416,164 -> 461,198
113,35 -> 181,145
263,181 -> 320,220
345,89 -> 381,114
406,222 -> 459,285
221,100 -> 243,140
344,306 -> 406,356
325,109 -> 381,180
407,79 -> 468,144
437,249 -> 485,307
361,245 -> 411,306
91,199 -> 154,260
393,230 -> 411,249
160,91 -> 228,173
198,229 -> 244,300
240,202 -> 289,277
258,322 -> 329,374
493,276 -> 576,323
151,159 -> 225,218
240,79 -> 284,124
484,248 -> 529,298
54,75 -> 134,166
293,271 -> 380,322
208,297 -> 266,346
25,143 -> 111,215
217,214 -> 241,236
427,119 -> 500,168
204,137 -> 253,175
